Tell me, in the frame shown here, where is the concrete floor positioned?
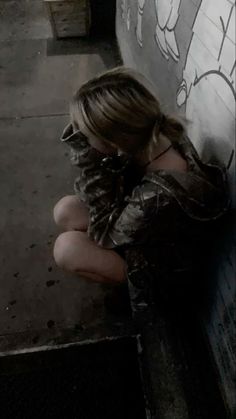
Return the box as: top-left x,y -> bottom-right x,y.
0,0 -> 131,352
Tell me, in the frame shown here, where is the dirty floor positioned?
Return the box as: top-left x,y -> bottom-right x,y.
0,0 -> 131,352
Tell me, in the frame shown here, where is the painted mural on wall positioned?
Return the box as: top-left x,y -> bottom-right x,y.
136,0 -> 181,59
119,0 -> 235,198
154,0 -> 181,62
176,0 -> 236,177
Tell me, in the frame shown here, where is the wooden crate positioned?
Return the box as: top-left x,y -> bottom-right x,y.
44,0 -> 91,38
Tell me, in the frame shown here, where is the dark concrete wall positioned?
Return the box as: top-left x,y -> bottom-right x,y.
90,0 -> 116,37
116,0 -> 236,416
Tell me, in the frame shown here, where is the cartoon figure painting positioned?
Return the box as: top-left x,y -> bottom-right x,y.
177,0 -> 236,199
154,0 -> 181,61
136,0 -> 181,59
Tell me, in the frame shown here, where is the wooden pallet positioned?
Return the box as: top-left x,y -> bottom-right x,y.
44,0 -> 91,38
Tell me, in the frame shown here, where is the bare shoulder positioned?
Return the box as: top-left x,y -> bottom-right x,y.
146,147 -> 188,173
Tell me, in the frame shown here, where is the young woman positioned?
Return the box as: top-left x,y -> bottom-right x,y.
53,67 -> 229,314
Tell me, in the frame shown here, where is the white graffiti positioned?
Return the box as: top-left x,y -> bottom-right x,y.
121,0 -> 131,31
121,0 -> 126,20
177,0 -> 236,198
127,6 -> 131,31
136,0 -> 181,57
154,0 -> 181,61
136,0 -> 146,47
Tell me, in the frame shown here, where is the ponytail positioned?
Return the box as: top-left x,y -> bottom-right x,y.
160,114 -> 185,142
152,114 -> 185,145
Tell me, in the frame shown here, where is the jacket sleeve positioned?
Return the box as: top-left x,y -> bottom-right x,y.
94,183 -> 158,248
61,123 -> 157,249
72,142 -> 156,249
76,144 -> 161,248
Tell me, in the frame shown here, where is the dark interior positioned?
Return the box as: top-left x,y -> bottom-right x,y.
0,338 -> 146,419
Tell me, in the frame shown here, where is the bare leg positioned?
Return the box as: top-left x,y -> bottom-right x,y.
53,195 -> 89,231
53,231 -> 127,284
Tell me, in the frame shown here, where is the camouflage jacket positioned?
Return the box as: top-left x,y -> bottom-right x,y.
61,123 -> 229,317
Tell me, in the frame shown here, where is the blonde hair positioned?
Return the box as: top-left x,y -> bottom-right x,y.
70,66 -> 185,155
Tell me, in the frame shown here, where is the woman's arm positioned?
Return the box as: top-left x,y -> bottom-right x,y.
61,123 -> 162,248
88,182 -> 158,248
61,123 -> 132,241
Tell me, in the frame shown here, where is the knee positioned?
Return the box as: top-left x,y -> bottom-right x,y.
53,195 -> 76,227
53,232 -> 66,270
53,231 -> 84,272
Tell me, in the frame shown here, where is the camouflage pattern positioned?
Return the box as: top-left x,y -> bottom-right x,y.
61,123 -> 230,317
